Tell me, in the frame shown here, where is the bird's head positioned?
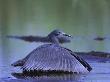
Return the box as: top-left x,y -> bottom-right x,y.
48,29 -> 72,44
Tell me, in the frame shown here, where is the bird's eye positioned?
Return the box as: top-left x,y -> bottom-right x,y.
54,32 -> 61,36
58,32 -> 61,34
55,33 -> 59,36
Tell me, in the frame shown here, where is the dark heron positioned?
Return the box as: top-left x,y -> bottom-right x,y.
9,29 -> 92,73
7,29 -> 72,44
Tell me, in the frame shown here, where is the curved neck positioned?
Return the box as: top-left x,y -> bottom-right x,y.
48,35 -> 60,44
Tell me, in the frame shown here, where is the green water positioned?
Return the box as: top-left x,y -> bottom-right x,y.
1,0 -> 110,52
0,0 -> 110,61
0,0 -> 110,81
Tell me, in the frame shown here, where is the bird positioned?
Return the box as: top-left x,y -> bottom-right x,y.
9,29 -> 92,74
7,30 -> 72,44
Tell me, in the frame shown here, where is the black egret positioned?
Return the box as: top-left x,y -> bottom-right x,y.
8,29 -> 92,74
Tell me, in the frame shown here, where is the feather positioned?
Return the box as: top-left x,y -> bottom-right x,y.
21,44 -> 91,73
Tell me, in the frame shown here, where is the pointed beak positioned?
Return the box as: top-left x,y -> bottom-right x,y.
63,33 -> 73,38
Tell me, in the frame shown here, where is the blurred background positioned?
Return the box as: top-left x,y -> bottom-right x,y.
0,0 -> 110,66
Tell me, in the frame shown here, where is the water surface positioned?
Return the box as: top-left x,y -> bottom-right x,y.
0,55 -> 110,82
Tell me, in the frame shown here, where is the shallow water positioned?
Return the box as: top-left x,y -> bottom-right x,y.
0,56 -> 110,82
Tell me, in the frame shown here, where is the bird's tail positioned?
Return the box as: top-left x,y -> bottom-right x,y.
11,60 -> 25,67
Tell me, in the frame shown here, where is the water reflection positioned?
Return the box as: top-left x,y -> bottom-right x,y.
11,73 -> 85,82
1,58 -> 110,82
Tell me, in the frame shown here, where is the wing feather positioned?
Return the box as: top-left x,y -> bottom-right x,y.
22,44 -> 91,73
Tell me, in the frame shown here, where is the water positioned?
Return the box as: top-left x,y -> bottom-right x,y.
1,0 -> 110,52
0,0 -> 110,82
0,56 -> 110,82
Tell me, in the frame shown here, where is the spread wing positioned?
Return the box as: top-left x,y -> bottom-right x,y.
65,48 -> 92,72
22,44 -> 91,73
11,52 -> 32,67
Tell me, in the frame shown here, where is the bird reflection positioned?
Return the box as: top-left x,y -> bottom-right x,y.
11,72 -> 84,82
8,29 -> 92,73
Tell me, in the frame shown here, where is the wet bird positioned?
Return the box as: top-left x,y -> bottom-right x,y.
9,29 -> 92,73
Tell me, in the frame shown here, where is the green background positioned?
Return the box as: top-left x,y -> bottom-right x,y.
0,0 -> 110,64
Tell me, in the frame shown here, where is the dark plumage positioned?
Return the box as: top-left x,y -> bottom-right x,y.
10,29 -> 92,73
7,29 -> 72,44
